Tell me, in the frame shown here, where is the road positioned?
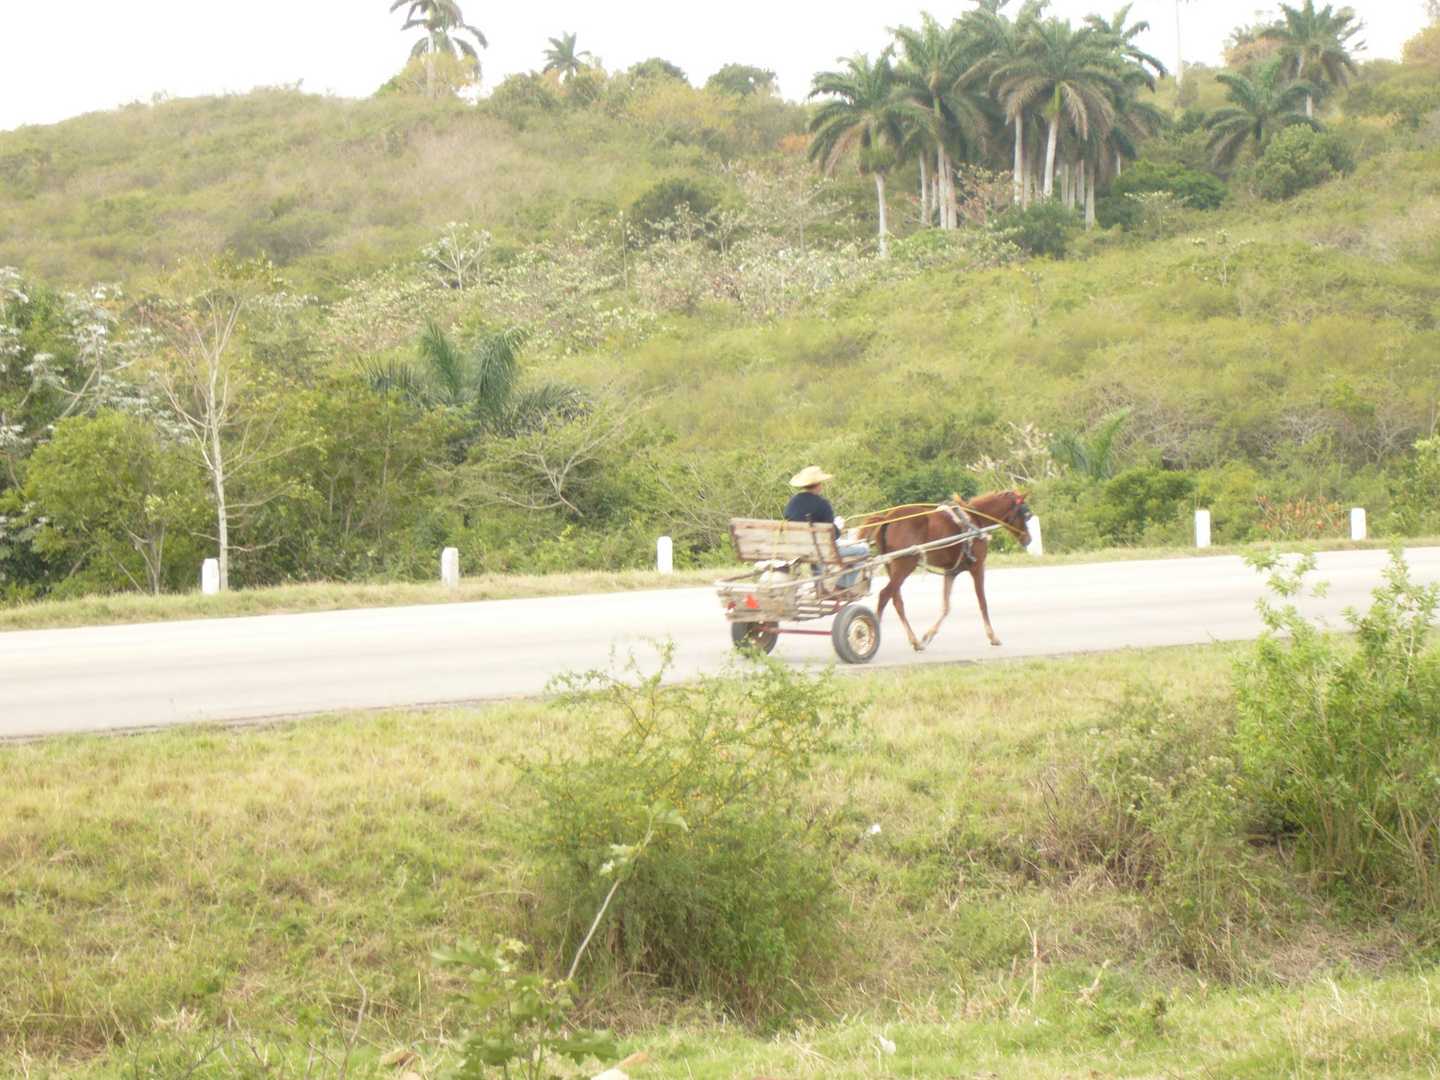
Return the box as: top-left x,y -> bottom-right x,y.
3,547 -> 1438,739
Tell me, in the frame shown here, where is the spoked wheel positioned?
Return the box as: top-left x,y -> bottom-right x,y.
731,620 -> 778,654
831,604 -> 881,664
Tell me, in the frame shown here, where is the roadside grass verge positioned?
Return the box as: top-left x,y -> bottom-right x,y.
4,537 -> 1434,634
2,643 -> 1433,1077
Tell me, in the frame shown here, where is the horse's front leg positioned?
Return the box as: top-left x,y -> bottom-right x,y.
971,562 -> 1001,646
881,558 -> 923,651
921,571 -> 958,646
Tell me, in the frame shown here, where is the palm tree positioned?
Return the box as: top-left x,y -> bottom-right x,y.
892,15 -> 992,231
999,17 -> 1123,200
542,31 -> 591,83
391,0 -> 487,100
808,51 -> 909,257
1261,0 -> 1363,118
966,0 -> 1046,205
1081,6 -> 1166,223
365,321 -> 583,437
1206,62 -> 1320,167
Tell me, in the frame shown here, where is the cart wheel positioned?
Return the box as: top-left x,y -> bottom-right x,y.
831,604 -> 880,664
732,621 -> 778,654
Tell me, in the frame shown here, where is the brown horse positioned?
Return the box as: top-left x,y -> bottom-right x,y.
857,491 -> 1032,651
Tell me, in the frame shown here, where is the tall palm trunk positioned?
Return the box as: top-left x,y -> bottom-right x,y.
1174,0 -> 1185,89
1305,94 -> 1314,119
1012,114 -> 1024,203
1084,160 -> 1096,228
426,28 -> 437,99
919,152 -> 930,226
875,172 -> 890,257
1043,115 -> 1060,199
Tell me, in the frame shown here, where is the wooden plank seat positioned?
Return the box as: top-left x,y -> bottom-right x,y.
728,518 -> 858,568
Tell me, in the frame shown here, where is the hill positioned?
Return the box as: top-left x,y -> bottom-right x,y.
4,32 -> 1440,600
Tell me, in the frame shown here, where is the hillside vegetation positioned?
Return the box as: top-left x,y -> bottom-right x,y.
3,3 -> 1440,605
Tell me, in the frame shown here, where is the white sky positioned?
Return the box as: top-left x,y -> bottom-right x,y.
0,1 -> 1428,133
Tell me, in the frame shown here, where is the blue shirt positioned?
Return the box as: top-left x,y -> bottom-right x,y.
784,491 -> 838,536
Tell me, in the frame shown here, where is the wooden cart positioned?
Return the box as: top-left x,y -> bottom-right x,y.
715,517 -> 1001,664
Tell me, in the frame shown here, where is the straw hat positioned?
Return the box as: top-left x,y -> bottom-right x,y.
789,465 -> 834,488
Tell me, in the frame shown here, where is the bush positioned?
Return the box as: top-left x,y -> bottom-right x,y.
628,176 -> 722,239
1039,687 -> 1262,972
1236,547 -> 1440,912
1094,466 -> 1196,545
1253,125 -> 1355,201
1095,160 -> 1228,229
986,200 -> 1081,259
521,650 -> 862,1018
1386,436 -> 1440,536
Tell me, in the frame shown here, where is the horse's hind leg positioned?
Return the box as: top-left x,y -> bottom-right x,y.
971,562 -> 1001,646
921,572 -> 958,647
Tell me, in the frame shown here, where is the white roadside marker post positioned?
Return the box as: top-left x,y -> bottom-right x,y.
1026,516 -> 1043,556
1351,508 -> 1367,541
1195,509 -> 1211,549
440,547 -> 460,589
201,558 -> 220,596
657,535 -> 674,575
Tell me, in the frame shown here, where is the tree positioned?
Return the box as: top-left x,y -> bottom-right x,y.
25,412 -> 208,596
391,0 -> 487,100
892,13 -> 991,231
140,256 -> 294,592
628,58 -> 688,86
1261,0 -> 1363,118
808,50 -> 909,257
364,319 -> 584,439
1206,61 -> 1320,167
542,32 -> 591,83
999,17 -> 1124,200
705,64 -> 777,97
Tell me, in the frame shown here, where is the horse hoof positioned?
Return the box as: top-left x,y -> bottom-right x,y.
990,640 -> 1002,647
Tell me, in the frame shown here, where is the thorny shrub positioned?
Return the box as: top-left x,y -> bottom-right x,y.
1236,546 -> 1440,913
520,645 -> 863,1020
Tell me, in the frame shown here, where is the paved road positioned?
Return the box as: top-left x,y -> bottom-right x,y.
3,547 -> 1437,739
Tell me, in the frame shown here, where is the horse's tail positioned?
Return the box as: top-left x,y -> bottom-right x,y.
856,513 -> 891,554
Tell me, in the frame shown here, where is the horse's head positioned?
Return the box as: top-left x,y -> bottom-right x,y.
968,489 -> 1032,542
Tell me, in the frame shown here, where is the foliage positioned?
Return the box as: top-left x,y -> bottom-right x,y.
1236,547 -> 1440,911
1254,494 -> 1346,538
522,650 -> 862,1016
1252,123 -> 1355,200
628,177 -> 722,239
986,199 -> 1081,258
706,64 -> 778,97
1206,62 -> 1320,168
23,411 -> 209,596
1050,410 -> 1129,481
1041,687 -> 1263,972
1096,160 -> 1227,229
1386,436 -> 1440,536
1092,466 -> 1196,545
432,938 -> 620,1080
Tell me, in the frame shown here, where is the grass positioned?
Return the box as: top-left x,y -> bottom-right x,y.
4,536 -> 1432,634
2,641 -> 1433,1078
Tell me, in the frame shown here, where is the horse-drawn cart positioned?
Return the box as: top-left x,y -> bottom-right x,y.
716,516 -> 1003,664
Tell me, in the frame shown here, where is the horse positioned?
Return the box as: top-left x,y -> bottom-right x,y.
857,491 -> 1032,651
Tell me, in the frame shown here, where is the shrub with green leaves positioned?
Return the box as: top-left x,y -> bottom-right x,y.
1236,547 -> 1440,911
1095,160 -> 1228,229
1385,436 -> 1440,537
986,200 -> 1081,259
522,649 -> 862,1018
1253,125 -> 1355,201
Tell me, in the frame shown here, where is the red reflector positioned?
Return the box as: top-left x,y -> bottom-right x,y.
745,595 -> 759,608
726,601 -> 735,611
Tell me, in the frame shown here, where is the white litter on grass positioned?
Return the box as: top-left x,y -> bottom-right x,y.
868,823 -> 882,836
876,1035 -> 896,1055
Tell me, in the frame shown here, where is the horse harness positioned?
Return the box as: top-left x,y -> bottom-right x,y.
928,500 -> 978,572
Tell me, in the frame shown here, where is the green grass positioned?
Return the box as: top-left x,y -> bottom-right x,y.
3,643 -> 1433,1078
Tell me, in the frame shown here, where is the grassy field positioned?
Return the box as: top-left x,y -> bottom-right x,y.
3,642 -> 1434,1078
1,536 -> 1430,634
